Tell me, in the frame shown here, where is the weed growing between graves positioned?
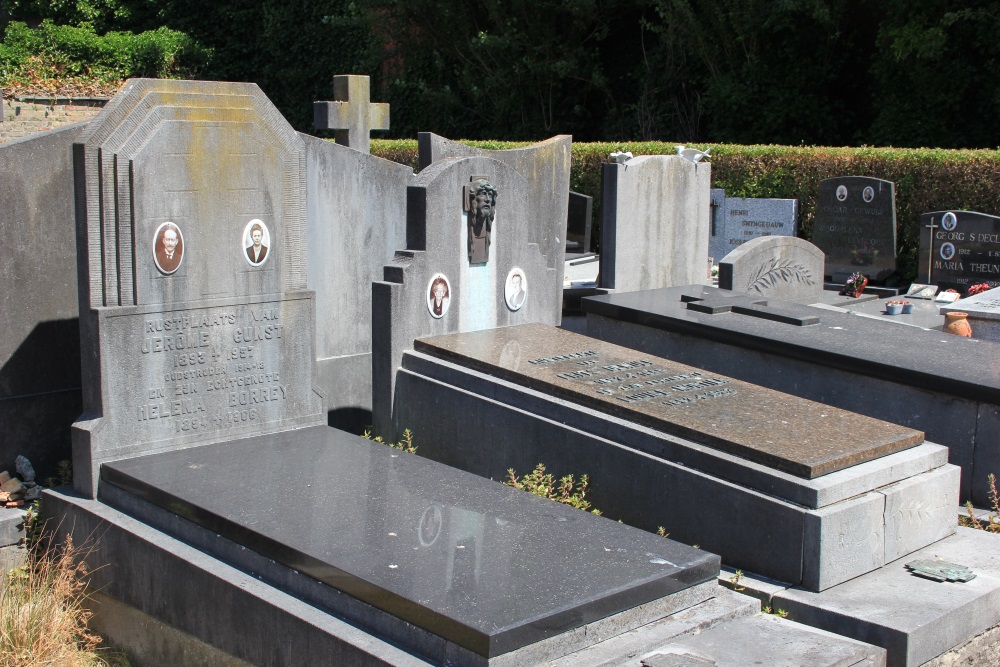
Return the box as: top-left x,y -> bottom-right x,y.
362,428 -> 418,454
960,474 -> 1000,533
504,464 -> 601,515
1,516 -> 131,667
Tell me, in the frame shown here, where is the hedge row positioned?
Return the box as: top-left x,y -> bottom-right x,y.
0,21 -> 210,96
371,139 -> 1000,283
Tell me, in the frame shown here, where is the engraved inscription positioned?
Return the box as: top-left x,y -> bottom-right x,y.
124,303 -> 293,437
534,350 -> 736,408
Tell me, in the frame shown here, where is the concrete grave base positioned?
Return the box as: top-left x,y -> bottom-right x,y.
43,487 -> 891,667
581,286 -> 1000,506
775,527 -> 1000,667
717,529 -> 1000,667
391,347 -> 958,590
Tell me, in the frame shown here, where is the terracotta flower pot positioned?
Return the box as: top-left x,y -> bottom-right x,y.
944,312 -> 973,338
840,275 -> 868,298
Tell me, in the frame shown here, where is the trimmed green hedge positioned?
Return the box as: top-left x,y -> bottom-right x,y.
0,20 -> 210,95
372,139 -> 1000,283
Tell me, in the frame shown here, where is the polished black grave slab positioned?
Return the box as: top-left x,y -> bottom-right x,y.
101,425 -> 718,658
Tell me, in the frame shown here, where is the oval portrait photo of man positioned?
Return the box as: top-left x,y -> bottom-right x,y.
243,219 -> 271,267
504,267 -> 527,311
152,221 -> 184,275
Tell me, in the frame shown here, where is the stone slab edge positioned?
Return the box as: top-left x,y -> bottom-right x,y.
42,487 -> 432,667
401,350 -> 947,509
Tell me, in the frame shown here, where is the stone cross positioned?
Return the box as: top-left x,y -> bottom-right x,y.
313,75 -> 389,154
924,218 -> 940,282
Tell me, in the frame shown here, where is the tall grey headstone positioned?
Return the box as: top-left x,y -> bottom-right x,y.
313,75 -> 389,155
918,210 -> 1000,293
302,135 -> 410,429
372,156 -> 559,437
718,236 -> 823,300
72,79 -> 324,497
600,155 -> 711,291
812,176 -> 896,281
417,132 -> 570,318
708,189 -> 799,264
0,125 -> 86,477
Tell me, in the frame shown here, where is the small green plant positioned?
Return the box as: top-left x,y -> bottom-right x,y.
362,427 -> 417,454
505,463 -> 601,515
656,526 -> 669,538
728,569 -> 746,593
44,459 -> 74,488
960,473 -> 1000,533
762,605 -> 789,618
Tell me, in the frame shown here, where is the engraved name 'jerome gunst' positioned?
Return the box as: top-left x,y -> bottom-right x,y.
132,305 -> 290,434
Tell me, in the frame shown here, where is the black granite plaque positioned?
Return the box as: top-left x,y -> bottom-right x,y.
102,426 -> 718,658
415,324 -> 924,478
811,176 -> 896,281
918,210 -> 1000,292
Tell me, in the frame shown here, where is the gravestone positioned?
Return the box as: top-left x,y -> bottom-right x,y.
708,189 -> 798,264
313,74 -> 389,155
566,190 -> 593,257
53,80 -> 739,666
600,155 -> 711,291
395,323 -> 957,591
940,285 -> 1000,342
918,210 -> 1000,292
718,236 -> 823,301
372,156 -> 558,437
71,78 -> 325,496
811,176 -> 896,281
0,125 -> 86,477
302,130 -> 410,430
416,132 -> 570,317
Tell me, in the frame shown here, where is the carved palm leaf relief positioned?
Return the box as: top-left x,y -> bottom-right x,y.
744,259 -> 816,294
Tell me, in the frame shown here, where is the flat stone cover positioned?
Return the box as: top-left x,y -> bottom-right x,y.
415,324 -> 923,478
101,425 -> 718,658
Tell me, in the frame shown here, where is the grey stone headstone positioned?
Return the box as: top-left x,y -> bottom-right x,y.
918,210 -> 1000,292
313,75 -> 389,155
566,190 -> 593,256
811,176 -> 897,281
416,132 -> 570,314
708,189 -> 799,264
372,156 -> 560,437
718,236 -> 824,300
600,155 -> 711,291
302,135 -> 411,429
0,124 -> 86,478
71,79 -> 324,497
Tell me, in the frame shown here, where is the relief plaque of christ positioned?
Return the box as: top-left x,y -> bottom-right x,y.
464,177 -> 498,264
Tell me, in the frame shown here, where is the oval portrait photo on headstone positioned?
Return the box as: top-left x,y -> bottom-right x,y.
152,221 -> 184,275
504,267 -> 527,311
427,273 -> 451,319
836,185 -> 848,202
942,212 -> 958,231
862,186 -> 875,203
243,219 -> 271,267
940,242 -> 956,261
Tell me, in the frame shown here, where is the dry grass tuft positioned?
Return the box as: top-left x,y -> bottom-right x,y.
960,474 -> 1000,533
1,522 -> 129,667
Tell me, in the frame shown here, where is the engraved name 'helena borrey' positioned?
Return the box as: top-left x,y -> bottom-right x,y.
527,350 -> 737,407
136,305 -> 287,433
